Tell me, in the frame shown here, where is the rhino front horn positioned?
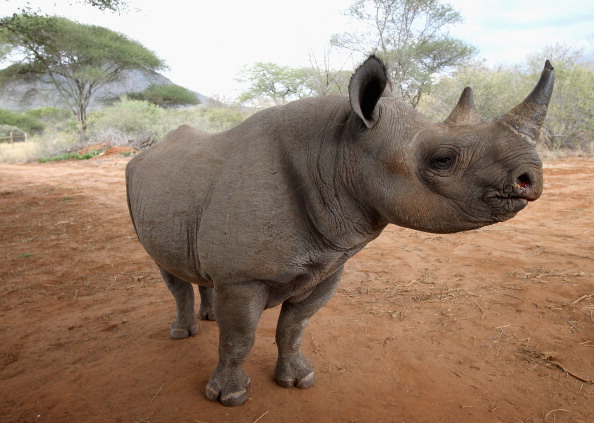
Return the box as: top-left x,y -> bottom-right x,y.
500,60 -> 555,141
444,87 -> 485,127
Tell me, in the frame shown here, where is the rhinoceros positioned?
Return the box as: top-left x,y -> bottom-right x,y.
126,56 -> 554,406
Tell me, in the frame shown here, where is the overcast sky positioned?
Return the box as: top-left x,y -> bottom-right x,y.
2,0 -> 593,99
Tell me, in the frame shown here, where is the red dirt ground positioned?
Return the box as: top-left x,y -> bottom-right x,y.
0,155 -> 592,423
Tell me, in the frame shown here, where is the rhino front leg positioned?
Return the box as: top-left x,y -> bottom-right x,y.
198,286 -> 216,321
205,281 -> 269,407
274,267 -> 343,389
159,267 -> 199,339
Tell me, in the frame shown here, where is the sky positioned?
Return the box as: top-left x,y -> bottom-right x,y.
1,0 -> 593,100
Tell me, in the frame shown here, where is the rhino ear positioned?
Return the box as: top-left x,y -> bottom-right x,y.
349,55 -> 389,129
444,87 -> 485,127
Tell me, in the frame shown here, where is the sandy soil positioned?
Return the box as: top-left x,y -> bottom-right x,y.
0,155 -> 592,423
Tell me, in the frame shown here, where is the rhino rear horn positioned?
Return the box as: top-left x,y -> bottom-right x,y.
349,55 -> 389,129
444,87 -> 485,127
500,60 -> 555,141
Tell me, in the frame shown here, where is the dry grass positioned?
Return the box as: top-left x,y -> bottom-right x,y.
0,141 -> 41,163
0,133 -> 79,163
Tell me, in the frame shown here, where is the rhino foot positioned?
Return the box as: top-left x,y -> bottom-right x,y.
169,319 -> 199,339
198,286 -> 216,321
274,354 -> 316,389
199,305 -> 216,321
205,366 -> 251,407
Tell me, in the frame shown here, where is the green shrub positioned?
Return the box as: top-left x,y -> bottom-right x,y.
37,149 -> 103,163
86,97 -> 249,148
202,107 -> 246,131
128,84 -> 199,107
25,107 -> 72,123
87,97 -> 166,145
0,108 -> 45,134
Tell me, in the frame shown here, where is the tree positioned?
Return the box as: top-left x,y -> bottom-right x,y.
418,44 -> 594,152
79,0 -> 128,12
0,108 -> 45,134
417,61 -> 530,122
13,1 -> 128,13
331,0 -> 477,107
237,63 -> 311,106
0,14 -> 165,131
128,84 -> 200,107
304,49 -> 352,97
238,62 -> 350,107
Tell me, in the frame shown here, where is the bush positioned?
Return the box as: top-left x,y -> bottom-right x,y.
87,97 -> 248,148
25,107 -> 77,133
0,108 -> 45,134
37,149 -> 103,162
25,107 -> 72,123
87,97 -> 166,146
128,84 -> 199,107
202,107 -> 246,131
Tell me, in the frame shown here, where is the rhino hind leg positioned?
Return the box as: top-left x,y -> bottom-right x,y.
205,281 -> 269,407
274,267 -> 343,389
159,267 -> 199,339
198,286 -> 216,321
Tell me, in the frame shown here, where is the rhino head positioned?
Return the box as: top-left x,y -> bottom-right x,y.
348,56 -> 554,234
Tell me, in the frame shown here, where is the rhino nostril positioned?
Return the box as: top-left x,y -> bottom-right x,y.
516,173 -> 532,189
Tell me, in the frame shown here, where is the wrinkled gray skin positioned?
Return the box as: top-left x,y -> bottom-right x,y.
126,56 -> 554,406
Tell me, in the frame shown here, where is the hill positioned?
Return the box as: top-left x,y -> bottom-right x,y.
0,68 -> 211,112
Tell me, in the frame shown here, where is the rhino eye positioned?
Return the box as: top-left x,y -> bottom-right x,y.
430,155 -> 454,170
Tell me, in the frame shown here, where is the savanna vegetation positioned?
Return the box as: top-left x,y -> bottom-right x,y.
0,0 -> 592,163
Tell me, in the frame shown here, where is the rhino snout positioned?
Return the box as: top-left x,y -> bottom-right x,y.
512,167 -> 543,201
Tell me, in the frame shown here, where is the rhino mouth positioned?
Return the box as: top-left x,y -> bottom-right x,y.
483,191 -> 529,222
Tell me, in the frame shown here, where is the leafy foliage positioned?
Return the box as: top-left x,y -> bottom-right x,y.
87,97 -> 248,147
25,107 -> 73,124
128,84 -> 199,107
87,97 -> 166,144
80,0 -> 128,12
37,149 -> 104,162
0,108 -> 45,134
418,44 -> 594,152
238,62 -> 350,107
331,0 -> 477,107
202,107 -> 246,131
0,14 -> 165,131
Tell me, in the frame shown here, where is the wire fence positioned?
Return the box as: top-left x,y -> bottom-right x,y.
0,132 -> 28,144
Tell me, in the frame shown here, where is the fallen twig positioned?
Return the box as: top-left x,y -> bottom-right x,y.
571,293 -> 594,305
523,350 -> 594,385
473,300 -> 486,319
150,384 -> 164,405
547,360 -> 594,385
253,411 -> 268,423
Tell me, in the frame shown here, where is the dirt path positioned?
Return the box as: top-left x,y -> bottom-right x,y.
1,157 -> 592,423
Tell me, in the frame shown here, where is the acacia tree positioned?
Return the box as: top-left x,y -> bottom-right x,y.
238,62 -> 350,107
0,14 -> 165,131
305,49 -> 352,96
128,84 -> 200,108
331,0 -> 477,107
79,0 -> 128,11
237,63 -> 312,106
